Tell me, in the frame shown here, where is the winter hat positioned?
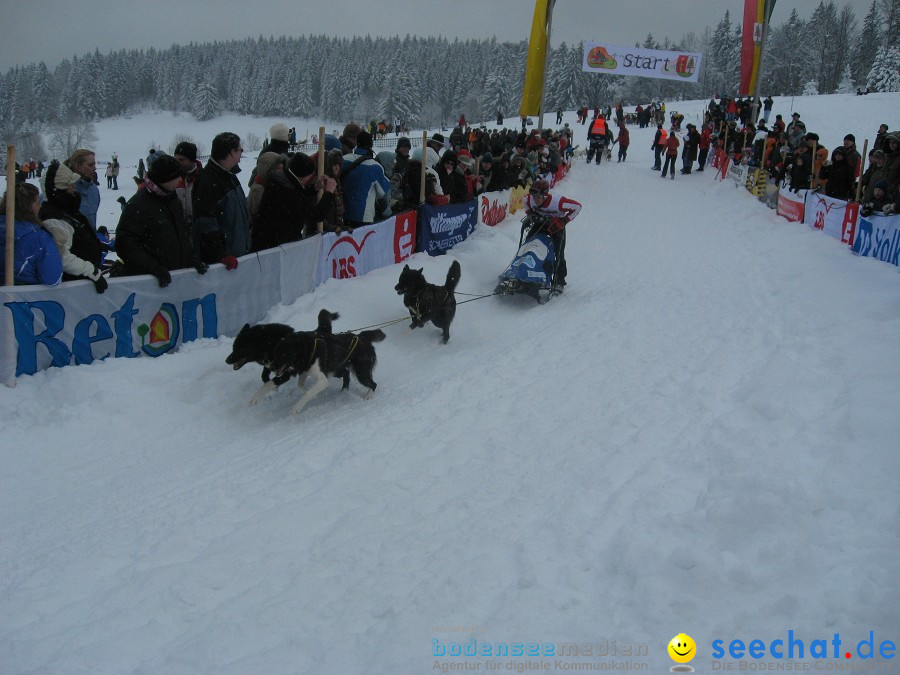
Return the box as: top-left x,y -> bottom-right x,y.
342,123 -> 362,143
376,150 -> 395,175
872,149 -> 885,159
356,131 -> 374,149
147,154 -> 183,184
288,152 -> 316,179
173,141 -> 198,162
791,112 -> 800,118
428,133 -> 445,149
805,132 -> 820,142
53,162 -> 82,191
323,134 -> 341,152
441,150 -> 458,166
873,180 -> 889,191
255,152 -> 281,180
844,134 -> 856,143
481,152 -> 494,164
269,123 -> 290,143
396,136 -> 411,150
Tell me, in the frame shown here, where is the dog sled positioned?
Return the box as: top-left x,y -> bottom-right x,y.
495,213 -> 559,304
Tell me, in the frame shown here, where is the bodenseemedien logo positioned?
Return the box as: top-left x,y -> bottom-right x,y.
668,633 -> 696,672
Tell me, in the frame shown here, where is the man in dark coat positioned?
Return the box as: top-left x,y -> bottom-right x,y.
680,124 -> 700,174
116,155 -> 208,287
819,147 -> 856,201
252,153 -> 336,251
192,132 -> 250,269
436,151 -> 468,203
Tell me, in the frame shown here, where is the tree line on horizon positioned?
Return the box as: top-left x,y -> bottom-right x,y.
0,0 -> 897,161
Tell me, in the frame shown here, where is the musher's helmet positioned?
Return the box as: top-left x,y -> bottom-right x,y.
530,178 -> 550,196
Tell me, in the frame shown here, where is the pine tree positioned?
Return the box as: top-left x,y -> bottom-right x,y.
836,63 -> 855,93
866,45 -> 900,90
853,1 -> 884,85
192,81 -> 220,120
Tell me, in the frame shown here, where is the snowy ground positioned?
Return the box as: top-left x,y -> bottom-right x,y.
1,94 -> 898,674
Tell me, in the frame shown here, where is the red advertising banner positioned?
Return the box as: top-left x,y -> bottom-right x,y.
776,186 -> 805,222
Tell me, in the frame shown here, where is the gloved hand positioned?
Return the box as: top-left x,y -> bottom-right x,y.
221,255 -> 239,271
195,261 -> 209,275
88,266 -> 107,293
548,217 -> 568,234
155,269 -> 172,288
883,203 -> 895,215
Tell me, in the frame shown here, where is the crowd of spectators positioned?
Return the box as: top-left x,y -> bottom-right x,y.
3,105 -> 898,288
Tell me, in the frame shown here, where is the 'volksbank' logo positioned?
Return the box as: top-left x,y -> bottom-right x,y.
5,292 -> 218,376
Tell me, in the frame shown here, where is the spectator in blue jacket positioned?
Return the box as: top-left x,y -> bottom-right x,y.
66,149 -> 100,231
191,132 -> 250,269
341,131 -> 391,227
0,183 -> 63,286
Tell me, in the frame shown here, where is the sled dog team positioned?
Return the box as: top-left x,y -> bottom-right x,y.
225,261 -> 461,416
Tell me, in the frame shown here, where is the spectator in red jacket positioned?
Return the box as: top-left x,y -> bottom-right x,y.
614,123 -> 630,162
661,130 -> 680,179
697,124 -> 712,172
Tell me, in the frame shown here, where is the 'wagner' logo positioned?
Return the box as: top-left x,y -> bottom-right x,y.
431,211 -> 473,234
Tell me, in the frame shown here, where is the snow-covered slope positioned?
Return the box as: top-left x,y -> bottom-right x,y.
2,93 -> 897,674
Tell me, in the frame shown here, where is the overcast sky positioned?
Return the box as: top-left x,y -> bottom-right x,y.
4,0 -> 873,72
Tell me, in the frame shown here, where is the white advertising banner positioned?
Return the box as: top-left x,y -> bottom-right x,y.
316,210 -> 417,284
582,42 -> 702,82
477,189 -> 512,227
0,237 -> 322,383
728,162 -> 749,188
804,192 -> 859,245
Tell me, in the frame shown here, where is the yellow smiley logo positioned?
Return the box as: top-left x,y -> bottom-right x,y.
668,633 -> 696,664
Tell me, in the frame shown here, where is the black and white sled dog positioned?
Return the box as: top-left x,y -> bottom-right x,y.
394,259 -> 461,344
225,309 -> 334,406
268,313 -> 387,416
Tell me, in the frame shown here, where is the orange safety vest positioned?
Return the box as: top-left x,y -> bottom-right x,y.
589,117 -> 607,137
657,129 -> 668,146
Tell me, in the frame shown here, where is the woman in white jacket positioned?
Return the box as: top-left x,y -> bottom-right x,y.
39,162 -> 108,293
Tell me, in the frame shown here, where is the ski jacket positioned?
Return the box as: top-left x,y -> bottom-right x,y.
191,159 -> 251,263
654,128 -> 668,148
665,135 -> 680,157
0,216 -> 62,286
820,153 -> 856,201
524,193 -> 582,225
74,178 -> 100,230
252,171 -> 334,250
588,117 -> 607,140
116,187 -> 201,275
341,148 -> 392,224
40,195 -> 104,281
